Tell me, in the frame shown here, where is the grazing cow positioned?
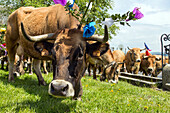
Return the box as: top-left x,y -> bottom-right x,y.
86,41 -> 110,80
86,41 -> 120,83
6,4 -> 79,83
112,50 -> 125,83
6,4 -> 110,99
140,53 -> 161,76
125,47 -> 145,74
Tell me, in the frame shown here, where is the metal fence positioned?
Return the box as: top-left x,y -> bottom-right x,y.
160,34 -> 170,70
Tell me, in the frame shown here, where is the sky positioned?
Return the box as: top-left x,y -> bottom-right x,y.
108,0 -> 170,53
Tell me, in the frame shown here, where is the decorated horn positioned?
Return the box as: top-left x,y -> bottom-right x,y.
21,22 -> 55,42
87,25 -> 108,42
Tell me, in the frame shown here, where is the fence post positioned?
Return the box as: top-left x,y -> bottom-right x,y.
160,34 -> 170,70
160,34 -> 170,90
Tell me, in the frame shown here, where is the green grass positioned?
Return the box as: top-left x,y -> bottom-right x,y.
0,70 -> 169,113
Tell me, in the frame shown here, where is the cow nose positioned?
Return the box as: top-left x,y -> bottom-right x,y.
148,68 -> 153,72
50,83 -> 55,91
136,59 -> 141,62
48,80 -> 75,98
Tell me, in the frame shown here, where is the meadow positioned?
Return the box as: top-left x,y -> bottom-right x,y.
0,70 -> 169,113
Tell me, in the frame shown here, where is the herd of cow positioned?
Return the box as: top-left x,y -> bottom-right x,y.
86,46 -> 166,83
0,4 -> 167,100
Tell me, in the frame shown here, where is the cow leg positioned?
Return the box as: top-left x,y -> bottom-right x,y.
73,81 -> 83,101
93,66 -> 97,80
27,57 -> 33,75
134,68 -> 139,74
33,59 -> 46,85
8,47 -> 17,82
87,63 -> 91,76
5,56 -> 8,71
98,65 -> 103,74
1,59 -> 4,70
19,55 -> 25,75
42,60 -> 48,75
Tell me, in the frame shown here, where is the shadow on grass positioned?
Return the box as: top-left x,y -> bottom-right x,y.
0,74 -> 77,113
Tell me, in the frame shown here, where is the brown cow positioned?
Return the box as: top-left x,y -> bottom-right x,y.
86,41 -> 110,80
6,4 -> 79,84
86,42 -> 120,83
6,4 -> 110,99
140,53 -> 161,76
125,47 -> 145,74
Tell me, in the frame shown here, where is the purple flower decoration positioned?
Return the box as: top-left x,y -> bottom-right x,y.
133,7 -> 144,19
53,0 -> 75,7
83,22 -> 96,38
0,44 -> 6,49
53,0 -> 67,6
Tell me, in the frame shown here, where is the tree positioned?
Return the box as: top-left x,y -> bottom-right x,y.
0,0 -> 143,39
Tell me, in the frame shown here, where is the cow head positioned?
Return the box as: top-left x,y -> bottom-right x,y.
142,55 -> 161,75
21,23 -> 109,99
127,47 -> 145,62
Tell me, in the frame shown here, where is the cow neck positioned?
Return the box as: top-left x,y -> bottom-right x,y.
102,49 -> 114,64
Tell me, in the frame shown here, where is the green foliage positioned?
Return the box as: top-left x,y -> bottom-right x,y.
65,0 -> 117,38
0,0 -> 138,39
0,0 -> 54,18
0,70 -> 169,112
65,0 -> 138,38
0,0 -> 119,39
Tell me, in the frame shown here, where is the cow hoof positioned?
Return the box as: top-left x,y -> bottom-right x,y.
100,76 -> 106,81
20,71 -> 25,75
39,81 -> 47,86
44,72 -> 48,75
73,97 -> 82,101
29,72 -> 33,75
109,80 -> 118,84
8,77 -> 15,82
14,72 -> 20,77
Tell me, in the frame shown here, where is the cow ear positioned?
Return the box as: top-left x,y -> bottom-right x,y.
34,41 -> 54,56
156,57 -> 161,61
86,42 -> 109,57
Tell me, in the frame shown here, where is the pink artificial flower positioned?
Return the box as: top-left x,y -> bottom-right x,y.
133,7 -> 144,19
53,0 -> 67,6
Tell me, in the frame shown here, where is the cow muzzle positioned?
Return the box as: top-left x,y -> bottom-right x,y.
147,67 -> 153,73
48,80 -> 75,98
136,59 -> 141,62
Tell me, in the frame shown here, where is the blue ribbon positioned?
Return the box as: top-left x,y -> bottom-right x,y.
83,22 -> 96,38
68,0 -> 75,8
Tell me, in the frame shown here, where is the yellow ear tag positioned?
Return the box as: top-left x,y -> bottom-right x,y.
41,49 -> 49,56
93,50 -> 100,57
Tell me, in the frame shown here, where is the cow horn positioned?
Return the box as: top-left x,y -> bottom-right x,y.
127,47 -> 131,50
87,25 -> 108,42
140,48 -> 147,51
21,22 -> 55,42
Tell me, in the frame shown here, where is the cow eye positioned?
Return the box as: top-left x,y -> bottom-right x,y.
56,46 -> 59,51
